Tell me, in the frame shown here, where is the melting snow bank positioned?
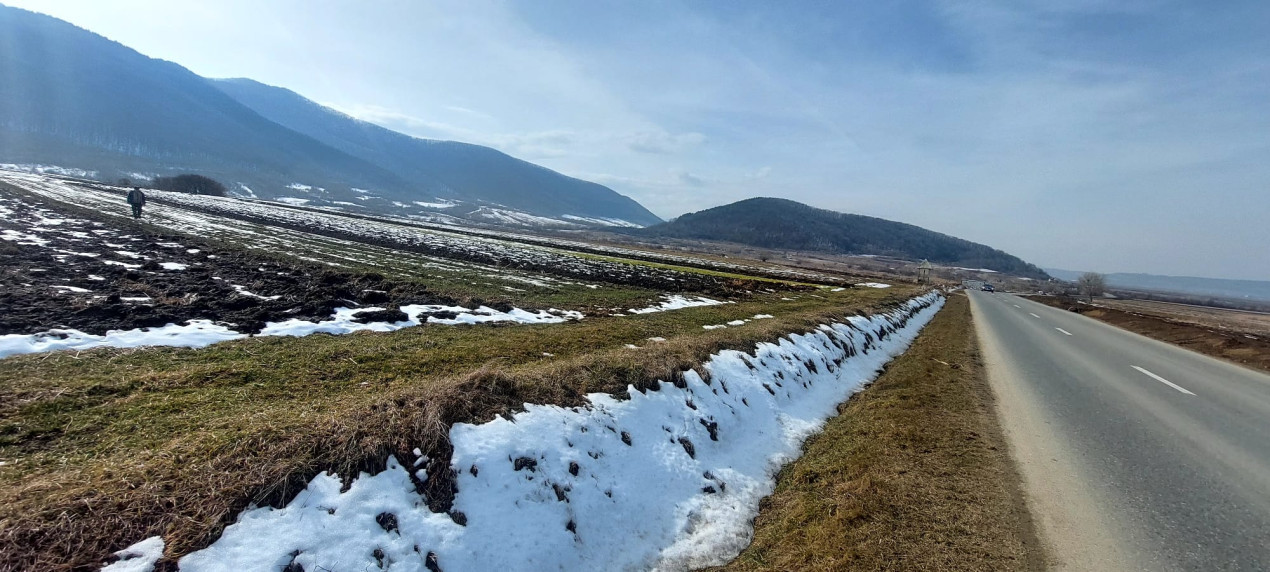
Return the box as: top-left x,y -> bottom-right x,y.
174,292 -> 944,572
0,306 -> 582,360
0,321 -> 245,358
628,294 -> 725,314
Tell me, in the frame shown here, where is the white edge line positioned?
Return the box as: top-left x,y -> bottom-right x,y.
1029,312 -> 1041,318
1013,304 -> 1021,308
1131,365 -> 1196,396
1055,327 -> 1073,336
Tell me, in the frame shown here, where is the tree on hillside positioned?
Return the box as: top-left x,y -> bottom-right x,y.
152,174 -> 227,196
1078,272 -> 1107,302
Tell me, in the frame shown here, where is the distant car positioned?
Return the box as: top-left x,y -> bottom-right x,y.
981,284 -> 995,292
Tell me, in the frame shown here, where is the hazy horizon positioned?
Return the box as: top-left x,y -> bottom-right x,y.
4,1 -> 1268,281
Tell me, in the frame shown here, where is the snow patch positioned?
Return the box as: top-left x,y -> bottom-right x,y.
560,214 -> 644,228
413,200 -> 458,209
179,293 -> 944,571
0,321 -> 244,358
0,163 -> 98,179
274,197 -> 310,206
101,536 -> 164,572
629,295 -> 724,315
856,282 -> 892,289
231,285 -> 281,300
259,305 -> 582,337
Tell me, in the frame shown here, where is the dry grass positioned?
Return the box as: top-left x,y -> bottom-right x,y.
0,287 -> 913,571
710,293 -> 1040,572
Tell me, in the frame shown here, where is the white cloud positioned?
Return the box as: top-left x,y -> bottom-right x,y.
6,0 -> 1268,279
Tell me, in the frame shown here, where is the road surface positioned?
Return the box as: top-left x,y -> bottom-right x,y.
968,290 -> 1270,571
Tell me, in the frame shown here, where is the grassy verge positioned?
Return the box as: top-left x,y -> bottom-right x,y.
1030,295 -> 1270,374
0,286 -> 913,570
710,293 -> 1040,572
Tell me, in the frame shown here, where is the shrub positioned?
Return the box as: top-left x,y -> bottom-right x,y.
153,174 -> 228,196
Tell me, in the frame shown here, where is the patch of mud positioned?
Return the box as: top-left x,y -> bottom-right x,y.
0,198 -> 454,336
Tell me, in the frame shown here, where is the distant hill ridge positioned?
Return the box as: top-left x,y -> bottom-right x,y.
0,6 -> 661,227
1045,269 -> 1270,302
641,197 -> 1047,278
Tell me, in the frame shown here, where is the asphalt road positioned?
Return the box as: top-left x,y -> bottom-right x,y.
968,290 -> 1270,571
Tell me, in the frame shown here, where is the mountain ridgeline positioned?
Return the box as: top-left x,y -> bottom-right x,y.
210,79 -> 659,225
0,6 -> 660,227
641,198 -> 1048,278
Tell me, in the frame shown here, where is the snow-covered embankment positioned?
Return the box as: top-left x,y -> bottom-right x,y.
160,292 -> 944,572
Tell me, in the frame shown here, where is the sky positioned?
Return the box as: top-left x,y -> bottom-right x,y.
6,0 -> 1270,280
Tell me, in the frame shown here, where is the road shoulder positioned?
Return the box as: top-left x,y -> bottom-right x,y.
712,293 -> 1041,571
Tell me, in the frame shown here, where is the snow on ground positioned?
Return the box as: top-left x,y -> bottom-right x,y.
0,321 -> 245,358
159,262 -> 188,271
856,282 -> 892,289
0,305 -> 585,360
472,207 -> 578,228
0,163 -> 98,178
102,536 -> 165,572
274,197 -> 310,206
3,171 -> 837,285
2,172 -> 838,289
0,172 -> 586,291
177,293 -> 943,572
560,214 -> 644,228
260,305 -> 581,337
628,295 -> 725,315
413,200 -> 458,209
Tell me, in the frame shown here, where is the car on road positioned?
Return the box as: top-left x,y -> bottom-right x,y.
981,284 -> 995,292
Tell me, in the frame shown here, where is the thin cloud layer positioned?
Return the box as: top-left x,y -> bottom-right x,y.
5,0 -> 1268,280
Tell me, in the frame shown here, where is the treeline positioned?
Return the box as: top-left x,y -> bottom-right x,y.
640,197 -> 1049,278
151,174 -> 227,196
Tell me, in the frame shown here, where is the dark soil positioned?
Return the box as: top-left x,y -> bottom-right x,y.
1031,295 -> 1270,374
0,210 -> 453,336
111,182 -> 787,298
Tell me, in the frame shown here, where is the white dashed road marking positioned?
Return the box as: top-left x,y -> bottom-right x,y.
1132,366 -> 1196,396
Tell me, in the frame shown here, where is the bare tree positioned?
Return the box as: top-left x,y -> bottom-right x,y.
1077,272 -> 1106,302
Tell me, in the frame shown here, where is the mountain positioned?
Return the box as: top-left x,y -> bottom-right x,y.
640,197 -> 1048,278
0,6 -> 408,194
211,79 -> 660,226
0,6 -> 659,227
1045,269 -> 1270,302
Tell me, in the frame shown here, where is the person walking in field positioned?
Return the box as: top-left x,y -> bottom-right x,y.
126,187 -> 146,218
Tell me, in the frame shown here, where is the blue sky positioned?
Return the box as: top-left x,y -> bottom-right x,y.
7,0 -> 1270,280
